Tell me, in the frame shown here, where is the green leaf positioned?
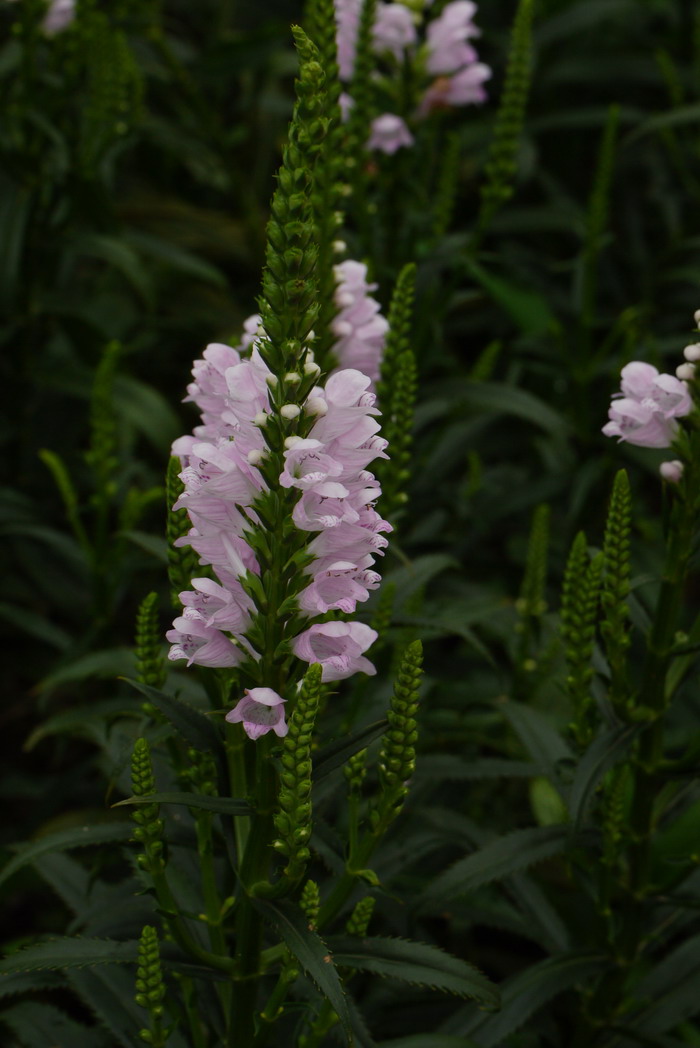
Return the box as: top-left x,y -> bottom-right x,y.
253,899 -> 351,1043
121,679 -> 223,763
0,937 -> 139,976
314,720 -> 389,782
458,951 -> 607,1045
499,700 -> 573,792
0,970 -> 64,999
124,230 -> 228,287
454,382 -> 569,439
37,649 -> 136,694
328,936 -> 499,1007
24,699 -> 137,751
464,260 -> 558,336
625,103 -> 700,144
0,601 -> 71,650
0,823 -> 133,890
113,792 -> 251,816
117,530 -> 168,562
0,1000 -> 109,1048
629,933 -> 700,1035
113,376 -> 182,452
568,725 -> 638,831
392,614 -> 494,665
378,1039 -> 480,1048
415,755 -> 540,782
421,825 -> 569,904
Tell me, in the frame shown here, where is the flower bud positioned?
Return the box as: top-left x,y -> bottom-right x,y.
284,371 -> 302,385
280,404 -> 301,419
694,309 -> 700,326
284,435 -> 303,449
660,459 -> 684,483
676,362 -> 695,381
247,449 -> 264,465
683,343 -> 700,362
305,396 -> 328,416
304,360 -> 321,378
253,412 -> 268,427
333,240 -> 347,254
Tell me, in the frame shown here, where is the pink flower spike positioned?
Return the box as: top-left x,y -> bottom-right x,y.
225,688 -> 288,740
367,114 -> 415,155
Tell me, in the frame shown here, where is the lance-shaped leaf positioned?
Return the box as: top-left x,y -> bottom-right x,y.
378,1038 -> 480,1048
327,936 -> 499,1007
121,678 -> 225,773
0,1001 -> 109,1048
568,724 -> 638,831
0,970 -> 65,999
421,825 -> 570,905
314,719 -> 388,782
0,937 -> 139,976
253,898 -> 351,1042
499,699 -> 573,794
0,822 -> 133,889
456,951 -> 607,1045
114,792 -> 251,816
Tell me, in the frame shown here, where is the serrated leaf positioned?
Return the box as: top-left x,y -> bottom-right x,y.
253,898 -> 351,1043
0,937 -> 139,976
113,791 -> 251,815
328,936 -> 499,1007
378,1038 -> 480,1048
0,970 -> 64,999
0,822 -> 133,889
421,825 -> 569,904
121,679 -> 224,765
568,724 -> 638,831
314,720 -> 388,782
457,951 -> 607,1045
499,700 -> 573,794
628,933 -> 700,1035
0,1000 -> 110,1048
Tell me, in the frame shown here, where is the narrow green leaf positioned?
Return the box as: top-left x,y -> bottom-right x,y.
328,936 -> 499,1007
0,937 -> 139,976
0,601 -> 71,650
499,700 -> 572,792
378,1039 -> 480,1048
24,699 -> 136,751
422,825 -> 569,904
629,933 -> 700,1035
0,823 -> 133,890
314,720 -> 388,782
455,382 -> 568,439
568,725 -> 638,831
0,970 -> 64,999
121,679 -> 223,761
458,951 -> 607,1045
415,756 -> 540,782
253,898 -> 351,1043
0,1001 -> 109,1048
465,261 -> 557,336
113,792 -> 251,816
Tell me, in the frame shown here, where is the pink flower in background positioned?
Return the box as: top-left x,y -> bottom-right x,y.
602,362 -> 692,448
42,0 -> 75,34
292,621 -> 378,681
225,688 -> 288,740
368,113 -> 415,154
335,0 -> 362,81
425,0 -> 479,74
331,262 -> 389,387
373,3 -> 418,59
419,62 -> 491,114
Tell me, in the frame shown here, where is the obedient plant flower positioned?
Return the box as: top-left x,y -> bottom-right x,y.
335,0 -> 490,148
42,0 -> 76,34
660,460 -> 684,484
225,687 -> 288,740
602,361 -> 692,448
331,260 -> 389,385
368,113 -> 415,154
168,337 -> 390,684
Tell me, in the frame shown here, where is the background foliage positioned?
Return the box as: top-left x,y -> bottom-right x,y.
3,0 -> 700,1045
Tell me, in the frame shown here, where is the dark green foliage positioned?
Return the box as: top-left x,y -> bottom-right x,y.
135,926 -> 168,1048
375,640 -> 423,824
601,469 -> 632,709
135,592 -> 166,691
561,532 -> 603,747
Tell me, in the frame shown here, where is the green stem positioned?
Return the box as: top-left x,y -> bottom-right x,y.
149,864 -> 237,974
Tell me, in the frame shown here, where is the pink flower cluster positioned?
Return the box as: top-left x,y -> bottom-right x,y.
167,331 -> 390,732
334,0 -> 490,154
331,260 -> 389,388
602,362 -> 692,449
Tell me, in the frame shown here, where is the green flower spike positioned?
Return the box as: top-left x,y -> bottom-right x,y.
135,925 -> 169,1048
131,738 -> 164,874
345,895 -> 375,937
601,469 -> 632,711
373,639 -> 423,828
300,879 -> 321,930
135,592 -> 166,692
561,533 -> 603,748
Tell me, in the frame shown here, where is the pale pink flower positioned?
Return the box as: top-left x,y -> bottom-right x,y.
419,63 -> 491,114
335,0 -> 362,81
292,621 -> 378,681
660,460 -> 684,483
166,609 -> 242,668
225,688 -> 288,740
373,3 -> 418,59
42,0 -> 75,35
330,274 -> 389,388
368,113 -> 415,154
602,362 -> 692,448
425,0 -> 479,74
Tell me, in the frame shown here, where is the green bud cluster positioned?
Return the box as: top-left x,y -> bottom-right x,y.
601,470 -> 631,710
344,749 -> 368,792
374,640 -> 423,826
77,10 -> 143,176
299,879 -> 321,930
165,457 -> 202,610
135,592 -> 166,691
345,895 -> 375,937
377,265 -> 417,523
478,0 -> 534,229
182,748 -> 218,797
135,925 -> 168,1047
517,504 -> 550,621
131,738 -> 165,872
273,664 -> 322,877
561,533 -> 603,748
258,28 -> 328,376
85,341 -> 120,506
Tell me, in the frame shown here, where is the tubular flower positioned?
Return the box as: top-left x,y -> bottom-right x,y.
225,687 -> 288,740
368,113 -> 415,154
168,328 -> 390,686
331,260 -> 389,387
602,362 -> 692,449
42,0 -> 75,34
